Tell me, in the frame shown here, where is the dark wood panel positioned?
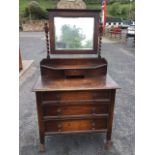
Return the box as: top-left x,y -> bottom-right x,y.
43,104 -> 109,116
41,90 -> 111,102
45,129 -> 108,135
44,117 -> 108,132
33,75 -> 120,92
40,58 -> 107,78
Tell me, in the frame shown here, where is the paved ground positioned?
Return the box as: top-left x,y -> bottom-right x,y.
19,32 -> 135,155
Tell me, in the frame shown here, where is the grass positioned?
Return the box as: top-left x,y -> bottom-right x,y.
19,0 -> 134,19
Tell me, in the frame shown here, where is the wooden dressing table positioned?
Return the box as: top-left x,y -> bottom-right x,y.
33,9 -> 120,152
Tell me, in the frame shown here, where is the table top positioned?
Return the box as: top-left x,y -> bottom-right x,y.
33,74 -> 120,92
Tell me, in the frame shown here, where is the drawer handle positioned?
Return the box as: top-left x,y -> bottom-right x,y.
55,95 -> 60,100
93,94 -> 97,98
91,121 -> 96,130
58,129 -> 62,132
57,108 -> 62,114
91,122 -> 96,127
58,123 -> 62,132
92,127 -> 95,130
91,107 -> 96,114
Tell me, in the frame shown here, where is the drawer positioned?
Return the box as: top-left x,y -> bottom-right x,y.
92,90 -> 111,100
43,104 -> 109,116
41,90 -> 111,102
44,117 -> 108,132
42,92 -> 60,101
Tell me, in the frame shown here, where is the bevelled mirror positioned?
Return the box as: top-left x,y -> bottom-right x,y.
47,9 -> 101,54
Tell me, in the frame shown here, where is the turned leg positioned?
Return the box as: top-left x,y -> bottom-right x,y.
39,133 -> 45,152
39,144 -> 45,152
36,92 -> 45,152
104,90 -> 116,150
104,131 -> 113,150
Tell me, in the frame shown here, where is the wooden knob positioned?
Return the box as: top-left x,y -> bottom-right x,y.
91,107 -> 96,114
58,128 -> 62,132
91,120 -> 96,130
58,123 -> 62,132
56,95 -> 60,100
93,93 -> 98,98
91,120 -> 96,126
57,108 -> 62,114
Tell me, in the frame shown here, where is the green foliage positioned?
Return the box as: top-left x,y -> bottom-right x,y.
107,0 -> 134,4
84,40 -> 93,49
129,4 -> 135,20
24,1 -> 47,19
108,2 -> 135,20
60,25 -> 85,49
83,0 -> 100,4
109,3 -> 121,16
121,7 -> 128,18
19,0 -> 135,20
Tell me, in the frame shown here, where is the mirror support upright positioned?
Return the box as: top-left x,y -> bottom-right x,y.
44,23 -> 50,59
98,22 -> 103,58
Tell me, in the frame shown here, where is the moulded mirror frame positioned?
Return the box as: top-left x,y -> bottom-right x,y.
47,9 -> 101,54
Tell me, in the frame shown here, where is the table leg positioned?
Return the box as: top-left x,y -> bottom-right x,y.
104,132 -> 113,149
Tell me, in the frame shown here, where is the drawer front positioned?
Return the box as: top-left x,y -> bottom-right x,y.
92,90 -> 111,100
43,104 -> 109,116
44,117 -> 108,132
41,90 -> 111,102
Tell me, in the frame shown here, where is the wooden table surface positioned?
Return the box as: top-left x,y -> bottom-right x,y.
33,74 -> 120,92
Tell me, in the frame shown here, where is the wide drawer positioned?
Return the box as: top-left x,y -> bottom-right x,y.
41,90 -> 112,102
43,103 -> 109,116
44,117 -> 108,132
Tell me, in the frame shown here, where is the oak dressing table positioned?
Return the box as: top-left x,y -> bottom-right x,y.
33,9 -> 120,152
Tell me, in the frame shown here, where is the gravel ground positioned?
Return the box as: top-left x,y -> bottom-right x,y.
19,32 -> 135,155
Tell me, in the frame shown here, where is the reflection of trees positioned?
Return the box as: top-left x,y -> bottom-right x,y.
61,25 -> 85,49
84,40 -> 93,49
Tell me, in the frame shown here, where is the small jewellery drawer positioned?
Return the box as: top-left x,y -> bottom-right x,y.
41,90 -> 111,102
43,104 -> 109,116
44,117 -> 108,132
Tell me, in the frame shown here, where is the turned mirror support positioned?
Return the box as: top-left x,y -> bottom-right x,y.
44,23 -> 50,59
98,23 -> 103,58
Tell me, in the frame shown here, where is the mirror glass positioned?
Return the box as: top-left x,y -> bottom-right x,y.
54,17 -> 94,50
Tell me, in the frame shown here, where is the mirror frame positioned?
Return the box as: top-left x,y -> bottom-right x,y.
47,9 -> 101,54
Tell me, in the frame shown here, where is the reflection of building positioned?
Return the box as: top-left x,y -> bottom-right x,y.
123,20 -> 135,26
106,17 -> 123,27
106,17 -> 135,28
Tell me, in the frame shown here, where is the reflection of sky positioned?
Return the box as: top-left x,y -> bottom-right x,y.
54,17 -> 94,45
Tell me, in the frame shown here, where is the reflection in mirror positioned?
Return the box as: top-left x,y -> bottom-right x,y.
54,17 -> 94,50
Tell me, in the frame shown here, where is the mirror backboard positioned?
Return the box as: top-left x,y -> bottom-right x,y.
48,9 -> 101,54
